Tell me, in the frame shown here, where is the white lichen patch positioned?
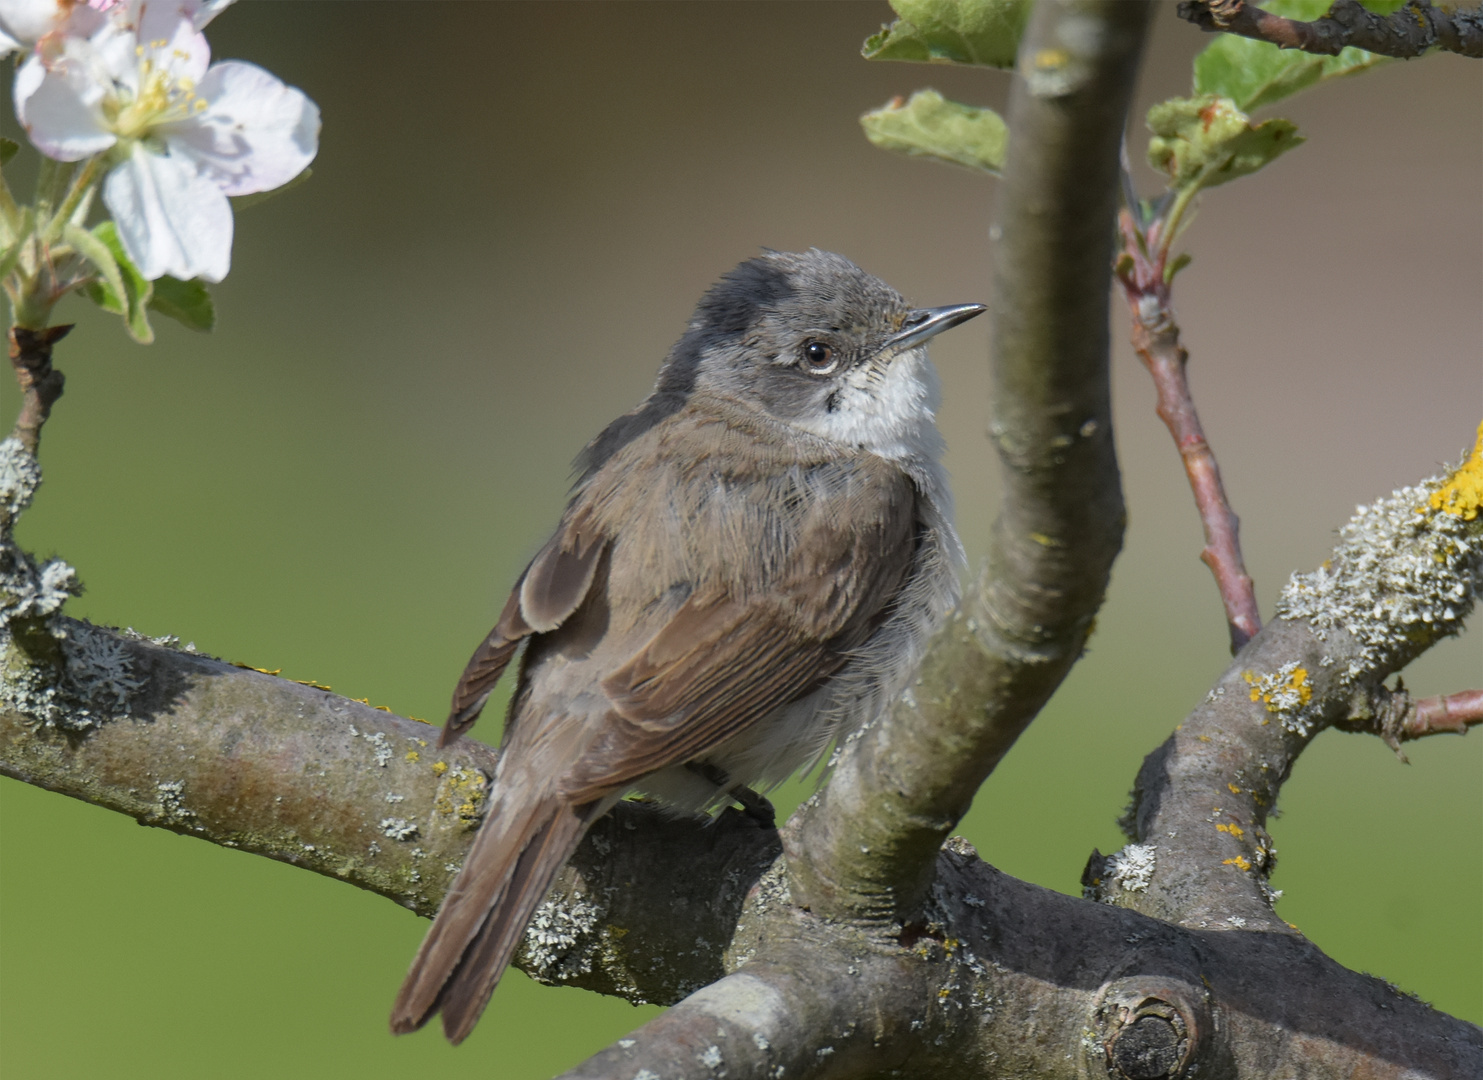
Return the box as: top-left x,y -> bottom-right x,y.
63,623 -> 145,713
519,893 -> 605,983
1094,844 -> 1157,902
1279,437 -> 1483,685
378,817 -> 419,840
699,1045 -> 724,1069
365,731 -> 393,768
0,436 -> 41,519
154,780 -> 196,824
1,547 -> 79,636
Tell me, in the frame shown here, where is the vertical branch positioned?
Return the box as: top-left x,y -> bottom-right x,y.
787,0 -> 1150,920
1117,212 -> 1261,652
7,325 -> 71,455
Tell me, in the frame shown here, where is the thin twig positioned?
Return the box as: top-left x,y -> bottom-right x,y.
7,324 -> 71,455
1178,0 -> 1483,59
1115,210 -> 1261,653
1336,683 -> 1483,760
1408,688 -> 1483,736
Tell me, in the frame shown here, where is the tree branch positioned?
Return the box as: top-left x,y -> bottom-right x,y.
1335,682 -> 1483,759
1178,0 -> 1483,59
3,558 -> 1480,1075
1116,210 -> 1261,653
1103,430 -> 1483,930
785,0 -> 1147,924
6,324 -> 70,455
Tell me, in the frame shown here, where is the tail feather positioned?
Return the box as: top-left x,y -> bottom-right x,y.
390,787 -> 594,1041
438,802 -> 595,1042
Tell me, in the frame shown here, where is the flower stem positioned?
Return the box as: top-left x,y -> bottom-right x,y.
0,171 -> 20,246
44,156 -> 103,245
1157,181 -> 1202,262
32,158 -> 65,225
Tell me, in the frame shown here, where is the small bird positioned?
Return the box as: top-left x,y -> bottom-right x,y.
391,249 -> 983,1043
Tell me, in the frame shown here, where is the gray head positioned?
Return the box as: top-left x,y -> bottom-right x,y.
577,249 -> 983,474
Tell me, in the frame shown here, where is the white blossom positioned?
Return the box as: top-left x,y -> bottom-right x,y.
12,0 -> 316,281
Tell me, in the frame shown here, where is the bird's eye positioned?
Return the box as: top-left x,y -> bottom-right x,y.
800,340 -> 837,375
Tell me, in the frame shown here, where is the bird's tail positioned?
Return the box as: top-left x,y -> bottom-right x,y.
390,781 -> 596,1044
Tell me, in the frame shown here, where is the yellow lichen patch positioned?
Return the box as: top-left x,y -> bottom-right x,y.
1245,665 -> 1311,712
405,750 -> 420,763
1227,783 -> 1241,795
1222,855 -> 1251,872
231,662 -> 283,676
432,766 -> 489,829
290,678 -> 331,690
431,761 -> 449,776
1428,422 -> 1483,520
409,716 -> 432,725
374,705 -> 391,713
1216,822 -> 1245,839
352,697 -> 370,705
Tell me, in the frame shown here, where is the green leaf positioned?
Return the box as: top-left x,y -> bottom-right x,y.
63,221 -> 129,316
1146,96 -> 1303,191
148,275 -> 215,332
1164,252 -> 1193,284
1191,0 -> 1404,111
863,0 -> 1030,69
861,90 -> 1007,175
230,166 -> 313,212
0,138 -> 18,167
1193,38 -> 1388,112
83,221 -> 154,343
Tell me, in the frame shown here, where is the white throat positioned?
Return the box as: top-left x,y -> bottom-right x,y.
790,346 -> 958,562
791,346 -> 945,466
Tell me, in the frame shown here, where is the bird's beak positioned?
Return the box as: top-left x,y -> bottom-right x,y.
887,303 -> 987,352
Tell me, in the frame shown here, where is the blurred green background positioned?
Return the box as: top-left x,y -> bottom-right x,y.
1,3 -> 1478,1077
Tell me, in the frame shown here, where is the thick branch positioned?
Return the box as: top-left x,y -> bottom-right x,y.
3,624 -> 1480,1075
786,0 -> 1146,923
1107,437 -> 1483,929
1178,0 -> 1483,59
560,846 -> 1482,1078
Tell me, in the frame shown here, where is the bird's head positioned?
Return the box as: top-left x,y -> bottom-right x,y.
666,249 -> 984,459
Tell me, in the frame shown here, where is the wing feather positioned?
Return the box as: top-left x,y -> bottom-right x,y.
559,485 -> 917,802
441,517 -> 609,746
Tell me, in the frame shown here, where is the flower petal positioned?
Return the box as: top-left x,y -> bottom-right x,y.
14,50 -> 115,160
0,0 -> 69,47
135,0 -> 209,82
103,143 -> 232,281
161,59 -> 318,196
188,0 -> 234,31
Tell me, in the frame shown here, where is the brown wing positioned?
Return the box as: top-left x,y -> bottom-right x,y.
441,515 -> 608,746
558,491 -> 918,802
